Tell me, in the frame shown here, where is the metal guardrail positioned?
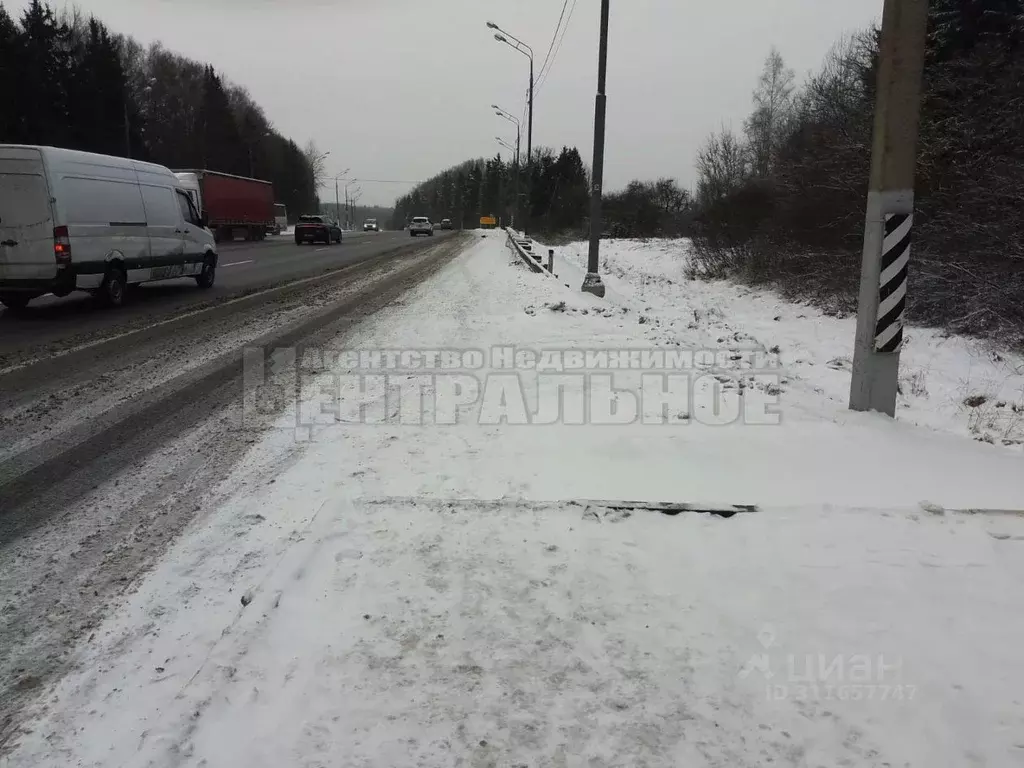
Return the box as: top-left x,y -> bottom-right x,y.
504,228 -> 556,277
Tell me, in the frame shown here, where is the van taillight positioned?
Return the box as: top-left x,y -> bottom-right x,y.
54,226 -> 71,264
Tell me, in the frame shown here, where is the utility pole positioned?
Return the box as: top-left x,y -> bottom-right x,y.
525,59 -> 533,237
513,131 -> 521,230
849,0 -> 928,416
487,23 -> 534,236
581,0 -> 610,298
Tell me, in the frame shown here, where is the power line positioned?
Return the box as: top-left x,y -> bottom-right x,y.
537,0 -> 571,84
537,0 -> 579,93
347,178 -> 425,184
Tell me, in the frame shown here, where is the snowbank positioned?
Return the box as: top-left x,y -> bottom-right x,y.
547,237 -> 1024,448
7,233 -> 1024,768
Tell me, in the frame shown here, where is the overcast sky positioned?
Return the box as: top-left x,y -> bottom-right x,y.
14,0 -> 882,205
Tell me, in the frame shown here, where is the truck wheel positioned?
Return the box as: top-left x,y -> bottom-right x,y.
0,293 -> 31,311
196,258 -> 216,289
96,266 -> 127,307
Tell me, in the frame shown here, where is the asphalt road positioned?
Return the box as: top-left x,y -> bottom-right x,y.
0,232 -> 469,746
0,229 -> 457,366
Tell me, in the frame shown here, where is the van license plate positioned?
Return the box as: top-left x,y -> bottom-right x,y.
151,264 -> 186,280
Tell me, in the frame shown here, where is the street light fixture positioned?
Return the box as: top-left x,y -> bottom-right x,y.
333,168 -> 350,224
487,21 -> 534,236
493,104 -> 522,229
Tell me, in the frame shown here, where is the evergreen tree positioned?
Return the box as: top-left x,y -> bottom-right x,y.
1,0 -> 319,211
199,65 -> 246,175
70,17 -> 131,155
0,3 -> 24,142
19,0 -> 71,146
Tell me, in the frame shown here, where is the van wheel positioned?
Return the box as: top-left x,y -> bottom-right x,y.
196,258 -> 216,289
97,267 -> 127,307
0,293 -> 31,311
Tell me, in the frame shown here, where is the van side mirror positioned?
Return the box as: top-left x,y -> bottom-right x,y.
200,211 -> 209,228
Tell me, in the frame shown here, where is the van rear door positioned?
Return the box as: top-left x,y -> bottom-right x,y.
0,147 -> 55,283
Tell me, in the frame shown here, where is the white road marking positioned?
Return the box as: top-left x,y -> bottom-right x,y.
314,248 -> 329,252
220,260 -> 254,268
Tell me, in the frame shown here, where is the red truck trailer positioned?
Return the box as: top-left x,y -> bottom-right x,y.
173,170 -> 275,243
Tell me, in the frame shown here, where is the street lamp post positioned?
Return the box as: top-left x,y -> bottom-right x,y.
496,137 -> 517,227
343,179 -> 358,228
332,168 -> 350,225
344,180 -> 361,228
312,150 -> 331,213
350,189 -> 363,228
487,22 -> 533,237
581,0 -> 609,298
493,105 -> 522,229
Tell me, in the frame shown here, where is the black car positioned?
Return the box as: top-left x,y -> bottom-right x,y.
295,214 -> 342,245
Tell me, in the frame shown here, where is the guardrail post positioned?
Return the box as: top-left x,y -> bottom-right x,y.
547,249 -> 554,273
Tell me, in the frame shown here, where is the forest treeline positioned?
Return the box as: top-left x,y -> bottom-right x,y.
690,0 -> 1024,344
0,0 -> 322,217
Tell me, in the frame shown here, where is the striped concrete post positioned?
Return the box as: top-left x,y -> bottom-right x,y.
850,0 -> 928,416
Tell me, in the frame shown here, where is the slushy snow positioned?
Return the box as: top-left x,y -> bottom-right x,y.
6,232 -> 1024,767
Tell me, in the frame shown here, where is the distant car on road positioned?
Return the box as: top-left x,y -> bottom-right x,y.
363,219 -> 379,232
409,217 -> 434,237
438,218 -> 453,230
295,214 -> 342,245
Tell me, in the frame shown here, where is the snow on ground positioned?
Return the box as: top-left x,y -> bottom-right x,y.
6,232 -> 1024,767
547,236 -> 1024,448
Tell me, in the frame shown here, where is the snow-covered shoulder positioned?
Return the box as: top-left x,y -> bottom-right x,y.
6,231 -> 1024,768
547,236 -> 1024,448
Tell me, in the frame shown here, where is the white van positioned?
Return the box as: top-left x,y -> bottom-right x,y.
0,145 -> 218,310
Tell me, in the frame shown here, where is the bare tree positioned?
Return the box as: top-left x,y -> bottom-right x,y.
744,48 -> 796,177
303,139 -> 329,191
798,33 -> 874,131
696,127 -> 749,206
